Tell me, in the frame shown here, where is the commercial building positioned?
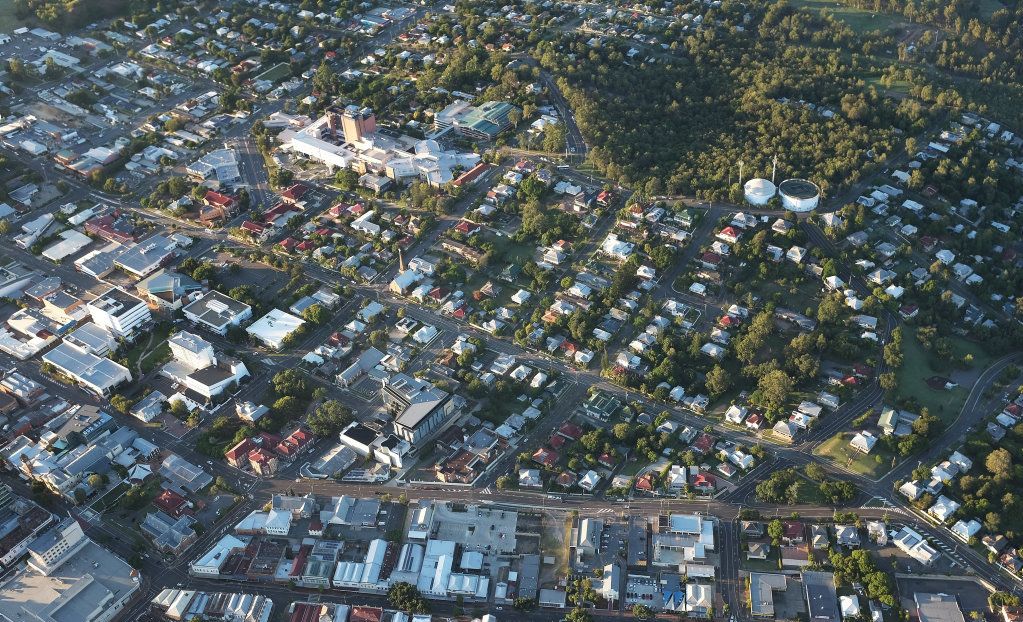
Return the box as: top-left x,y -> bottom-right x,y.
182,290 -> 253,335
803,571 -> 840,622
0,518 -> 141,622
41,341 -> 132,396
135,269 -> 202,309
914,593 -> 965,622
433,100 -> 519,140
186,148 -> 242,187
86,286 -> 151,341
151,589 -> 272,622
246,309 -> 306,349
161,331 -> 249,401
284,108 -> 481,187
112,234 -> 178,278
381,373 -> 457,445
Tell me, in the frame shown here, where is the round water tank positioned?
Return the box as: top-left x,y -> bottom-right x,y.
743,178 -> 776,206
779,178 -> 821,212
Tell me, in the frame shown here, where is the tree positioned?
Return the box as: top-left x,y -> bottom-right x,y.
301,303 -> 330,325
986,448 -> 1013,480
273,395 -> 303,418
565,607 -> 592,622
307,400 -> 354,437
388,582 -> 430,614
767,518 -> 784,546
335,168 -> 359,190
169,400 -> 189,418
0,219 -> 10,235
632,604 -> 654,619
110,394 -> 133,414
272,369 -> 310,398
705,365 -> 731,397
87,474 -> 104,490
756,370 -> 794,412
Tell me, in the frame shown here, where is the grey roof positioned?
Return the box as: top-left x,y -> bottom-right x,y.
183,290 -> 251,329
385,373 -> 450,430
113,234 -> 177,275
803,571 -> 840,622
43,342 -> 131,392
915,593 -> 965,622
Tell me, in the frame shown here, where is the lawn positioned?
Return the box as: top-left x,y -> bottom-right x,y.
790,0 -> 903,33
813,432 -> 892,479
122,323 -> 174,374
489,232 -> 534,266
895,333 -> 993,424
865,76 -> 912,97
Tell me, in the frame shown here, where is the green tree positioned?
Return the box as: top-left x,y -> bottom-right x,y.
335,168 -> 359,190
705,365 -> 731,397
756,370 -> 794,412
388,582 -> 431,614
307,400 -> 354,437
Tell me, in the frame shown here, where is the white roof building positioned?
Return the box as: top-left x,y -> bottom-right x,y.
245,309 -> 306,349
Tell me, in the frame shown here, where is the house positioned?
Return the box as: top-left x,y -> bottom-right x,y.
928,496 -> 960,522
893,526 -> 940,565
747,542 -> 770,560
834,525 -> 860,548
579,470 -> 601,491
782,521 -> 804,545
781,545 -> 810,568
773,420 -> 797,439
951,519 -> 981,542
725,405 -> 748,425
849,431 -> 877,454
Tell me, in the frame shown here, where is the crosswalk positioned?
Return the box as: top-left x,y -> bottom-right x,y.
481,487 -> 492,495
594,508 -> 615,515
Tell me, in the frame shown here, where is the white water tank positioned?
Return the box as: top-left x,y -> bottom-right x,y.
743,178 -> 776,205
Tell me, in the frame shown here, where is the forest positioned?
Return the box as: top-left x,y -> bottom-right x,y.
535,2 -> 937,200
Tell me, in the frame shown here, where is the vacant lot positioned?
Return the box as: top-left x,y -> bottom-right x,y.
895,333 -> 992,424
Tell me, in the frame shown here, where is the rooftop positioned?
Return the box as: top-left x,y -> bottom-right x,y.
0,539 -> 138,622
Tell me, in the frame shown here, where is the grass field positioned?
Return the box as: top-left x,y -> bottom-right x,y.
865,76 -> 912,96
814,432 -> 892,479
895,333 -> 993,424
790,0 -> 903,33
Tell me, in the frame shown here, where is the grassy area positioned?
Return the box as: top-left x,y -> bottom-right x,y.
122,323 -> 173,373
865,76 -> 912,96
740,551 -> 783,573
790,0 -> 903,33
139,341 -> 172,374
620,459 -> 647,477
814,432 -> 891,479
489,233 -> 534,266
895,333 -> 993,424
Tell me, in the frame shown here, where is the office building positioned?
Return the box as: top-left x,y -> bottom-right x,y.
0,518 -> 141,622
182,290 -> 253,335
86,286 -> 151,341
381,373 -> 457,444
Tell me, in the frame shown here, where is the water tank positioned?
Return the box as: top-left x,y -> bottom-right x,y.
778,178 -> 821,212
743,178 -> 776,206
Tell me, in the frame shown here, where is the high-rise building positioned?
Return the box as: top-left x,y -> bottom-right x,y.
341,105 -> 376,143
